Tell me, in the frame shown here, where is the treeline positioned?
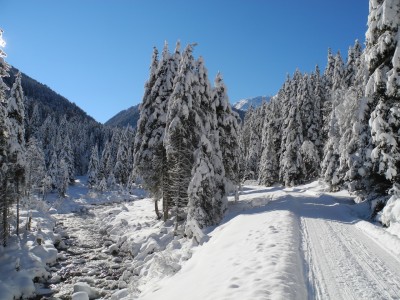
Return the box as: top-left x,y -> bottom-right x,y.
0,29 -> 135,246
240,0 -> 400,226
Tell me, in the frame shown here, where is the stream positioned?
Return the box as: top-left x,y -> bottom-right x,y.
37,202 -> 135,299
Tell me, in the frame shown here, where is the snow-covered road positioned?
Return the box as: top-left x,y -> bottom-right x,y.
139,182 -> 400,300
301,195 -> 400,300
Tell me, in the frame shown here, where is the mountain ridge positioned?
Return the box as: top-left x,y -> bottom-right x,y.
105,96 -> 269,128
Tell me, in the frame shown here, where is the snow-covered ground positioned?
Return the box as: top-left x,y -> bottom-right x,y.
0,199 -> 58,299
139,181 -> 400,300
2,178 -> 400,299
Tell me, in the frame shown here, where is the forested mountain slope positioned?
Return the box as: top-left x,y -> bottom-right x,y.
105,104 -> 140,127
106,103 -> 246,129
4,67 -> 97,124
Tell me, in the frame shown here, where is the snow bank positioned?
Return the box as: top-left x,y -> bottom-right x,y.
0,207 -> 58,299
356,220 -> 400,257
379,195 -> 400,231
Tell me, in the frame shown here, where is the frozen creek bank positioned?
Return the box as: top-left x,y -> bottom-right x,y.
44,193 -> 194,300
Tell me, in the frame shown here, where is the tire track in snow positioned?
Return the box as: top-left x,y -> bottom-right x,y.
302,216 -> 400,300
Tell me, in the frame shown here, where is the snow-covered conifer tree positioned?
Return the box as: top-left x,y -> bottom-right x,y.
244,104 -> 265,181
279,97 -> 304,187
321,108 -> 341,191
212,72 -> 241,198
298,74 -> 321,181
134,42 -> 180,219
98,141 -> 112,185
26,137 -> 46,193
365,0 -> 400,225
114,129 -> 129,186
87,144 -> 99,189
47,150 -> 58,190
0,29 -> 11,245
164,44 -> 202,224
57,134 -> 74,183
344,40 -> 362,88
192,57 -> 227,225
56,158 -> 69,197
259,99 -> 281,186
7,72 -> 26,234
187,136 -> 218,231
238,106 -> 254,181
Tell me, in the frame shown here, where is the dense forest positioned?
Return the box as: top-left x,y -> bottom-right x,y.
0,0 -> 399,248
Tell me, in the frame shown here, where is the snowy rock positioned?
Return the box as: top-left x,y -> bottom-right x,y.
48,274 -> 61,284
57,240 -> 68,250
48,207 -> 58,214
72,291 -> 89,300
113,257 -> 123,263
109,243 -> 119,254
118,280 -> 127,289
57,253 -> 67,260
104,240 -> 113,247
73,282 -> 98,299
111,288 -> 129,300
31,244 -> 58,265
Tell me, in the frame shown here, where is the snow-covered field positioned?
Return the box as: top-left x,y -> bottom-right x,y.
1,178 -> 400,299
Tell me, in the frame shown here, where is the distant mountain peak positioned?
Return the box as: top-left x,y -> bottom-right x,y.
233,96 -> 271,111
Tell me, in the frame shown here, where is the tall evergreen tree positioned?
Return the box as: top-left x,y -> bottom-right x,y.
365,0 -> 400,225
56,158 -> 69,197
87,144 -> 99,189
244,104 -> 265,180
191,57 -> 227,225
114,129 -> 129,186
164,44 -> 203,226
98,141 -> 112,185
259,99 -> 281,186
321,108 -> 341,190
212,72 -> 241,198
7,71 -> 26,235
239,106 -> 254,181
134,42 -> 180,219
279,97 -> 304,186
298,74 -> 321,181
26,137 -> 46,193
0,28 -> 11,245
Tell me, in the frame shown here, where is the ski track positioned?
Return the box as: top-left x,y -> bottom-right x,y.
301,200 -> 400,300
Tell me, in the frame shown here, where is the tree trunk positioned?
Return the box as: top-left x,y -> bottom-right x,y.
16,181 -> 20,236
235,185 -> 239,202
2,181 -> 8,247
162,150 -> 169,221
154,199 -> 161,219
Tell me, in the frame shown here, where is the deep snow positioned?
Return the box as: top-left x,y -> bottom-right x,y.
1,178 -> 400,299
139,181 -> 400,300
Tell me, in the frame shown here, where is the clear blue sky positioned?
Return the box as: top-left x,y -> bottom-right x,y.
0,1 -> 369,123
